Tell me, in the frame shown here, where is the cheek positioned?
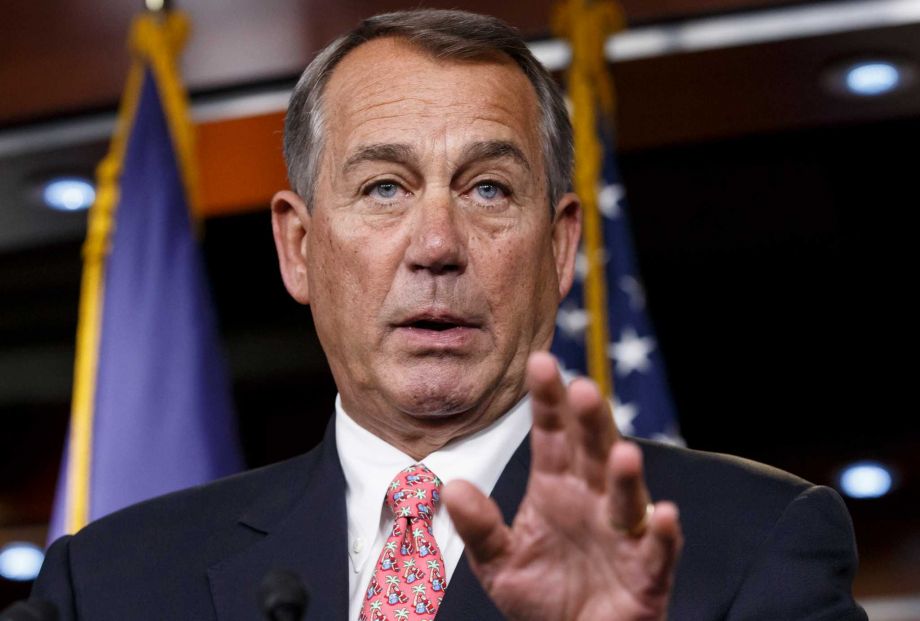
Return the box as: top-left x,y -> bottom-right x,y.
474,229 -> 556,322
307,221 -> 357,326
308,218 -> 397,328
309,226 -> 346,302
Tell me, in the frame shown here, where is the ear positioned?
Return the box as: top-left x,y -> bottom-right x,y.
271,190 -> 312,305
551,192 -> 582,300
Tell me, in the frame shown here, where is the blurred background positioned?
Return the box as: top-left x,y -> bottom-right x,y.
0,0 -> 917,616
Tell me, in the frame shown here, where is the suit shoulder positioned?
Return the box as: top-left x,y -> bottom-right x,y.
67,446 -> 321,558
637,439 -> 812,510
39,445 -> 330,620
637,440 -> 860,618
635,438 -> 821,573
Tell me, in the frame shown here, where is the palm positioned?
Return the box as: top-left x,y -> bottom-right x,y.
483,471 -> 667,620
443,353 -> 681,621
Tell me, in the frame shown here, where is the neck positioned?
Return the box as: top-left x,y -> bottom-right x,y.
339,385 -> 524,460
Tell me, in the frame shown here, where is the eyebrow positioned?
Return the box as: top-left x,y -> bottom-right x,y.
458,140 -> 531,172
342,140 -> 532,174
343,143 -> 418,173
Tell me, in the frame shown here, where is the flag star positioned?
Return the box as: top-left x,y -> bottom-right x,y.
613,399 -> 638,435
575,247 -> 608,283
556,305 -> 590,339
608,326 -> 656,376
651,432 -> 686,447
598,183 -> 625,219
575,250 -> 589,282
618,275 -> 646,311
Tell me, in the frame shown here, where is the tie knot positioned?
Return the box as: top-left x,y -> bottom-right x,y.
385,463 -> 442,521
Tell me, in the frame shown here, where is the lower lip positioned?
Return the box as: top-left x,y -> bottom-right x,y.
393,326 -> 479,349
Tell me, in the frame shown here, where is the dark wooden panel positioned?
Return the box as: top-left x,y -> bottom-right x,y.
614,22 -> 920,151
0,0 -> 815,125
0,0 -> 556,124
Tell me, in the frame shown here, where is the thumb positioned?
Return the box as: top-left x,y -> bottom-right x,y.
442,479 -> 512,572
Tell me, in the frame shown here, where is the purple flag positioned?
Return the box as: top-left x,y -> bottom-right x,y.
49,68 -> 244,542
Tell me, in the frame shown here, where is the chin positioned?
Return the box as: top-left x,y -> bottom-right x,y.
390,370 -> 486,419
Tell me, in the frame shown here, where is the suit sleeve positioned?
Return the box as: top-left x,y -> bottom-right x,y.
30,535 -> 78,621
725,485 -> 867,621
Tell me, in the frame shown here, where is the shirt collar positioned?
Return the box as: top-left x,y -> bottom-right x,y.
335,392 -> 532,547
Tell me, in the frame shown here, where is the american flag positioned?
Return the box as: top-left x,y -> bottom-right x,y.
552,135 -> 683,444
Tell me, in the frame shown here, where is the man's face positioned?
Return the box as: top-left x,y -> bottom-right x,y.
274,38 -> 579,437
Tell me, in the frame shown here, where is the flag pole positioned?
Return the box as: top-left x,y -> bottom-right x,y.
552,0 -> 626,399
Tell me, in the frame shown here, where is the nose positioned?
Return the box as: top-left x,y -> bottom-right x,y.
403,193 -> 467,275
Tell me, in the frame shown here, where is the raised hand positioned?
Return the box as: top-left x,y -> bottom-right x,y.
442,351 -> 683,621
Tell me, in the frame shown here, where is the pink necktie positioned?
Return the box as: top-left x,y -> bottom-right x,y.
359,464 -> 448,621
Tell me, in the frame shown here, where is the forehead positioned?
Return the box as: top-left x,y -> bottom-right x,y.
321,37 -> 542,163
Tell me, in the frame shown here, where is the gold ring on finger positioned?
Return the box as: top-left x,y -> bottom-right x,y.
612,502 -> 654,538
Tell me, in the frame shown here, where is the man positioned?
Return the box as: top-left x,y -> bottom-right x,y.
33,9 -> 866,620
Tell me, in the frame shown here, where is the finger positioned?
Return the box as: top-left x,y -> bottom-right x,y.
526,351 -> 567,431
442,480 -> 512,572
638,502 -> 683,596
607,441 -> 652,534
568,378 -> 618,491
526,352 -> 571,474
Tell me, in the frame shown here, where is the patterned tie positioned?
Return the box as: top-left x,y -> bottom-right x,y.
359,464 -> 448,621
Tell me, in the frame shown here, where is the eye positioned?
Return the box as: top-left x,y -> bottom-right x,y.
361,180 -> 411,208
367,181 -> 400,199
461,179 -> 512,213
475,182 -> 502,200
468,180 -> 511,207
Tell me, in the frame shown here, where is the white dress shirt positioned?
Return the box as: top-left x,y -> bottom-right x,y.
335,394 -> 533,620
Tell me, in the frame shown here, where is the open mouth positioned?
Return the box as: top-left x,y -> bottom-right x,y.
393,313 -> 481,347
407,319 -> 467,331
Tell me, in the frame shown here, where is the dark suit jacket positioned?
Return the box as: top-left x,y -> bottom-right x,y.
32,422 -> 866,620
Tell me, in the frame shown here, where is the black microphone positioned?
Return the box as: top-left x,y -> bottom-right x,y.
258,569 -> 309,621
0,599 -> 58,621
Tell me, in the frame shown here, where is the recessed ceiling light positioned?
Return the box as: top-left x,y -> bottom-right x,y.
42,177 -> 95,212
0,542 -> 44,582
846,62 -> 901,96
822,58 -> 916,99
838,461 -> 894,499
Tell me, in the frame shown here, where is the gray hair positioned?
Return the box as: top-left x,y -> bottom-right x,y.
282,9 -> 573,212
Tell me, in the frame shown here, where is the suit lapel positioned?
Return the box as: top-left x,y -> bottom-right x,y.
208,422 -> 350,621
207,424 -> 533,621
435,433 -> 532,621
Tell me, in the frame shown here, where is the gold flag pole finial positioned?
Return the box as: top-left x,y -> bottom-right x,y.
145,0 -> 172,12
552,0 -> 626,399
